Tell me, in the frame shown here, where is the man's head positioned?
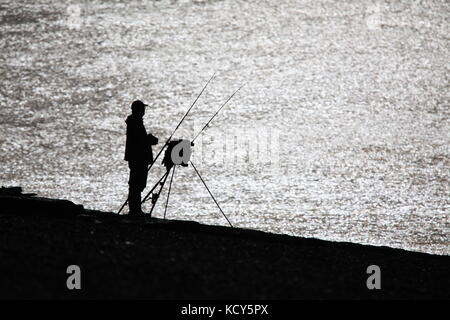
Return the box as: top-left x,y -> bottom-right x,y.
131,100 -> 147,117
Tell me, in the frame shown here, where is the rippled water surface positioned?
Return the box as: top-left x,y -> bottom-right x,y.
1,0 -> 448,254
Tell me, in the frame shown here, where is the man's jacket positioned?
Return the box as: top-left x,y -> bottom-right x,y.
124,114 -> 157,163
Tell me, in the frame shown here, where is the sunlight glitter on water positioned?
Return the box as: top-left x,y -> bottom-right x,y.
0,0 -> 448,254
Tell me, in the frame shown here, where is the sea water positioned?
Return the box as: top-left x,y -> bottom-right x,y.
0,0 -> 448,255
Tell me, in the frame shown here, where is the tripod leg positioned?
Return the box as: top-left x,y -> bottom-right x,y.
142,171 -> 169,204
190,161 -> 233,228
164,166 -> 176,220
148,167 -> 172,217
118,198 -> 128,214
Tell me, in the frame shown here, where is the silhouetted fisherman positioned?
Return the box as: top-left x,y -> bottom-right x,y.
124,100 -> 158,216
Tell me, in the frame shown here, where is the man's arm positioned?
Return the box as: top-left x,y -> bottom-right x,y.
147,133 -> 158,145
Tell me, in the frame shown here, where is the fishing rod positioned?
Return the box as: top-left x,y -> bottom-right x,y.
191,83 -> 245,143
117,72 -> 215,214
147,71 -> 216,173
180,85 -> 244,227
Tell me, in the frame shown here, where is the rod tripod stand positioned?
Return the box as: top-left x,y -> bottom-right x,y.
141,162 -> 233,228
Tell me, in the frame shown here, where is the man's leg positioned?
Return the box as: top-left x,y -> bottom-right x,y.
128,186 -> 142,215
128,162 -> 145,215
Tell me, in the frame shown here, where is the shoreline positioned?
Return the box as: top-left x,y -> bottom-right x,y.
0,192 -> 448,299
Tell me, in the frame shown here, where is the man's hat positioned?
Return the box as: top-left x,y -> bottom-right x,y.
131,100 -> 148,109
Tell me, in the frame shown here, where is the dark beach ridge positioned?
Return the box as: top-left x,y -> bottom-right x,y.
0,189 -> 448,299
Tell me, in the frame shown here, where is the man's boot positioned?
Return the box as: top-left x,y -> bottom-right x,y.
128,188 -> 144,216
